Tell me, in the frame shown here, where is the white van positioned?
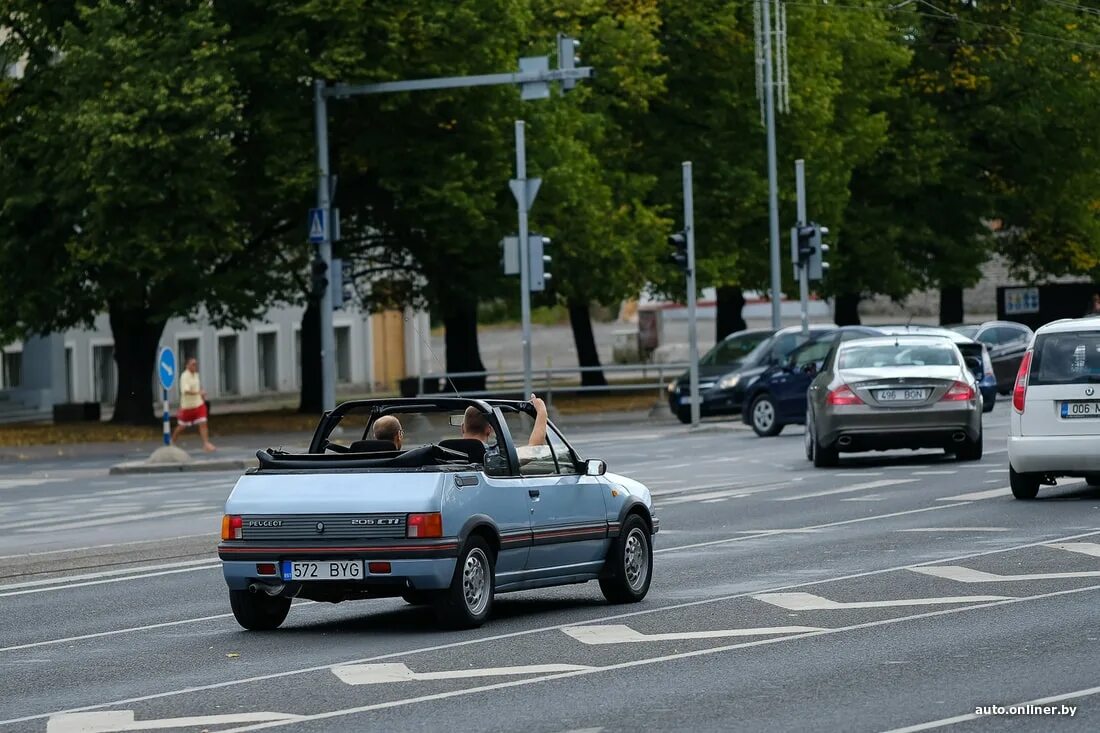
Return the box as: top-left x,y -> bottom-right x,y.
1008,317 -> 1100,499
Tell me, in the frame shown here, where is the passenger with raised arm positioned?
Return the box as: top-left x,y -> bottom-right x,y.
461,394 -> 547,447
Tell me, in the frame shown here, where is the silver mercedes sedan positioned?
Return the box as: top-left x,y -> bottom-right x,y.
805,335 -> 984,467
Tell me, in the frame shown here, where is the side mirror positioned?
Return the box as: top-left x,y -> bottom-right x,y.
585,459 -> 607,476
964,356 -> 983,376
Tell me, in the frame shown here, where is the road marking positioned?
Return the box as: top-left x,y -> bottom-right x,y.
213,584 -> 1100,733
46,710 -> 302,733
18,507 -> 218,533
659,489 -> 748,505
986,468 -> 1009,473
836,472 -> 883,477
910,566 -> 1100,582
840,496 -> 886,502
731,529 -> 825,535
12,526 -> 1100,728
656,503 -> 971,554
937,487 -> 1007,501
1047,542 -> 1100,558
911,471 -> 958,476
753,591 -> 1012,610
0,533 -> 211,561
877,684 -> 1097,732
332,662 -> 592,685
0,559 -> 215,592
776,479 -> 918,501
0,478 -> 63,491
561,624 -> 823,645
2,506 -> 143,530
898,527 -> 1009,533
0,564 -> 219,598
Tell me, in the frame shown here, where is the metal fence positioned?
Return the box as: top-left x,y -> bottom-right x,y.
413,362 -> 691,404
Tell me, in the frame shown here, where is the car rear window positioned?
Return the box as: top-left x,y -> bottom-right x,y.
839,343 -> 960,369
1030,331 -> 1100,385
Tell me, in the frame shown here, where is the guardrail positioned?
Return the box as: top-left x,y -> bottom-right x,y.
413,362 -> 692,404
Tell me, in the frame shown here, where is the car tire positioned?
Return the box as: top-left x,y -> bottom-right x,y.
675,407 -> 691,424
432,536 -> 495,630
750,394 -> 783,437
807,414 -> 838,468
599,514 -> 653,604
956,431 -> 983,461
1009,466 -> 1041,500
1085,474 -> 1100,487
229,589 -> 291,631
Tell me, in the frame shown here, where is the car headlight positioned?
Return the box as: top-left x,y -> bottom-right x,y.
717,373 -> 741,390
667,380 -> 677,394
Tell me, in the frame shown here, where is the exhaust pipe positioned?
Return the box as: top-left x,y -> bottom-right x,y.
248,581 -> 286,597
952,432 -> 966,443
838,436 -> 852,447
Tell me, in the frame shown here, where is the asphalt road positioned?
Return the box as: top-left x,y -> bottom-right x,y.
2,405 -> 1099,732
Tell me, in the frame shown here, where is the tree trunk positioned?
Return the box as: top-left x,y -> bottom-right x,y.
939,285 -> 964,325
298,298 -> 323,414
568,299 -> 608,388
443,297 -> 486,393
835,293 -> 862,326
108,304 -> 166,426
716,286 -> 748,341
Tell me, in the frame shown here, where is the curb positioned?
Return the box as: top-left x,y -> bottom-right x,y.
109,459 -> 251,475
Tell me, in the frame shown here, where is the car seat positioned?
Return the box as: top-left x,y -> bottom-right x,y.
348,439 -> 397,453
438,438 -> 487,464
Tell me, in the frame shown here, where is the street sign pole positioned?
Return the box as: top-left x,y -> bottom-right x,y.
157,347 -> 176,447
762,0 -> 782,330
313,80 -> 336,412
513,121 -> 534,398
683,161 -> 700,428
795,159 -> 810,337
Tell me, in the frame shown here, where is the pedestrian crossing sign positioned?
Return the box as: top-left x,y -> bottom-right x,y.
308,208 -> 327,244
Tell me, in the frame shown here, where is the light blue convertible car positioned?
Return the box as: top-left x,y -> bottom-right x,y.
219,398 -> 659,630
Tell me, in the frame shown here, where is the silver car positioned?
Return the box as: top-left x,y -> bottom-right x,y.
806,336 -> 984,467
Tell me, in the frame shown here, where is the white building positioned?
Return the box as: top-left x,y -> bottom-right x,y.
0,304 -> 432,421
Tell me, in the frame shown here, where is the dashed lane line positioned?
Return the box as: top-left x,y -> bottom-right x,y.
878,684 -> 1100,733
752,591 -> 1012,610
8,526 -> 1100,728
937,487 -> 1008,501
909,566 -> 1100,583
0,563 -> 220,598
0,559 -> 216,592
776,479 -> 919,501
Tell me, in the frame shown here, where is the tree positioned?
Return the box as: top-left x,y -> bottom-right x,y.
0,1 -> 293,423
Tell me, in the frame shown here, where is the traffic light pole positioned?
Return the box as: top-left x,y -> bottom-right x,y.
514,121 -> 534,399
795,159 -> 809,337
683,162 -> 700,427
762,0 -> 783,331
313,80 -> 337,412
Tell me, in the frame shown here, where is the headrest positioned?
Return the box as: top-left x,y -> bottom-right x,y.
349,439 -> 397,453
438,438 -> 487,464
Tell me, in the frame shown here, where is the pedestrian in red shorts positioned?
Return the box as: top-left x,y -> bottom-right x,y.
172,357 -> 216,452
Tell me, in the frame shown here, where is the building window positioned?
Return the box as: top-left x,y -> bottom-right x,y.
92,345 -> 116,404
335,326 -> 352,383
257,332 -> 278,392
2,350 -> 22,388
218,335 -> 239,396
178,337 -> 200,369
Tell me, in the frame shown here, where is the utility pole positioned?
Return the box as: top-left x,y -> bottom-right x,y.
795,159 -> 809,336
762,0 -> 782,330
311,39 -> 591,406
312,80 -> 336,412
684,162 -> 700,427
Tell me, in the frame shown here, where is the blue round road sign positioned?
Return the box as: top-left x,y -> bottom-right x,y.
158,347 -> 177,391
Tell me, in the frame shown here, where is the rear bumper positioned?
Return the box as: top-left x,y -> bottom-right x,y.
1009,436 -> 1100,474
221,558 -> 456,592
821,405 -> 981,451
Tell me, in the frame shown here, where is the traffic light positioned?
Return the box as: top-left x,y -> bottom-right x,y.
310,257 -> 329,299
795,224 -> 815,266
529,234 -> 551,291
809,225 -> 830,281
668,231 -> 688,272
557,34 -> 580,92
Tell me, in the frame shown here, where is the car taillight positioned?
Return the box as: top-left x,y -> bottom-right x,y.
826,385 -> 863,406
407,513 -> 443,538
1013,350 -> 1033,413
941,381 -> 975,401
221,514 -> 242,541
